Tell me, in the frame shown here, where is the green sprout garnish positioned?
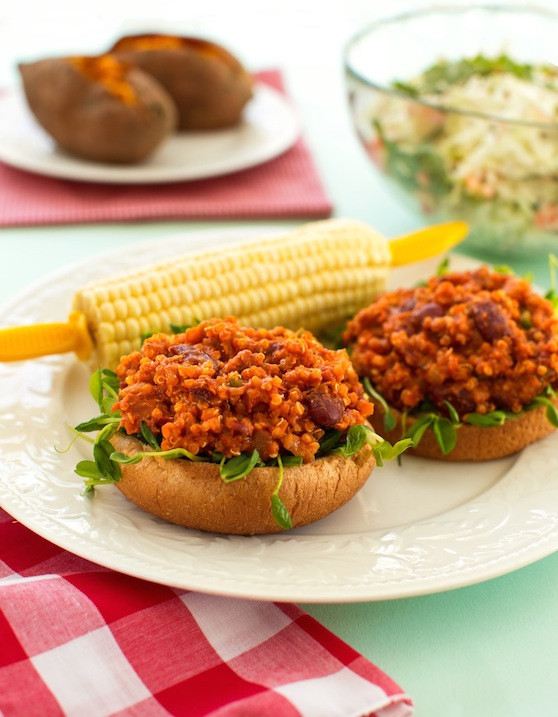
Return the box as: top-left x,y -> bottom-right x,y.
363,377 -> 397,432
401,413 -> 456,455
545,255 -> 558,311
219,450 -> 261,483
331,424 -> 412,467
528,396 -> 558,428
436,257 -> 450,277
464,410 -> 509,427
271,455 -> 292,531
404,399 -> 556,453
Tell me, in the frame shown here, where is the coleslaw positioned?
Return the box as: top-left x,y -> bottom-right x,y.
366,55 -> 558,252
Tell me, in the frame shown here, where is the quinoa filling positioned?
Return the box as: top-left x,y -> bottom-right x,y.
343,266 -> 558,419
115,317 -> 373,463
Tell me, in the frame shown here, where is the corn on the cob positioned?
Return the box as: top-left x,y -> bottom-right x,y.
73,218 -> 391,368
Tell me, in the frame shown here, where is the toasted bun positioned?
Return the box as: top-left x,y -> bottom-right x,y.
370,401 -> 557,461
110,433 -> 375,534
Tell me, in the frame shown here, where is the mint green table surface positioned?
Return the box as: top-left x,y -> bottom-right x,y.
1,6 -> 558,716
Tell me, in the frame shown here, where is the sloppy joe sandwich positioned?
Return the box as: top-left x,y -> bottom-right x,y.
343,266 -> 558,460
74,318 -> 410,534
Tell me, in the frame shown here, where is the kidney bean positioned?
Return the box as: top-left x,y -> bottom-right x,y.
469,301 -> 509,341
230,419 -> 251,436
169,344 -> 219,367
190,385 -> 213,404
252,429 -> 274,459
398,297 -> 417,312
266,341 -> 283,355
412,302 -> 444,327
307,392 -> 344,427
430,386 -> 476,416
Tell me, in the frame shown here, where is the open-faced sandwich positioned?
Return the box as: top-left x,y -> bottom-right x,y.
343,265 -> 558,460
75,317 -> 409,534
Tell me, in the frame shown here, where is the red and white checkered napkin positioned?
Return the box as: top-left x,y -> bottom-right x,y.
0,71 -> 332,227
0,508 -> 413,717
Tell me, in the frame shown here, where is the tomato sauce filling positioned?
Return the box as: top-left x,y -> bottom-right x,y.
115,317 -> 372,462
343,267 -> 558,417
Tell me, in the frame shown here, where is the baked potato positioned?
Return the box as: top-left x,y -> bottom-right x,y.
19,54 -> 177,164
109,34 -> 253,130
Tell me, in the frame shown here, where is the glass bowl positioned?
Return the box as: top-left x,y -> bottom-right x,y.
344,4 -> 558,258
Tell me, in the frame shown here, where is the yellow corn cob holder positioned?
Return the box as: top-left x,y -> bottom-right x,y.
0,218 -> 467,368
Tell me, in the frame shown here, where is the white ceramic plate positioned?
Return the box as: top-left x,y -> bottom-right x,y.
1,227 -> 557,603
0,84 -> 300,183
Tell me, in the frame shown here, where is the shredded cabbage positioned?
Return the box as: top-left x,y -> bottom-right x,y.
368,57 -> 558,248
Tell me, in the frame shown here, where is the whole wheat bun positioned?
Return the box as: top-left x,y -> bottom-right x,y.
110,432 -> 375,535
370,400 -> 558,461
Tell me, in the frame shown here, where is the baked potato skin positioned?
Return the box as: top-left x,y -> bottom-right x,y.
19,57 -> 177,164
110,35 -> 253,130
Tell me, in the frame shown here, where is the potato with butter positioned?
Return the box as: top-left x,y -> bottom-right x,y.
109,34 -> 253,130
19,54 -> 177,164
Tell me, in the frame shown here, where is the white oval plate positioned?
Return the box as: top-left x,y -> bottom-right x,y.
0,84 -> 300,184
0,227 -> 557,603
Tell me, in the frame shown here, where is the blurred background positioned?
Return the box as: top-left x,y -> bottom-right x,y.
3,0 -> 558,269
0,0 -> 437,239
